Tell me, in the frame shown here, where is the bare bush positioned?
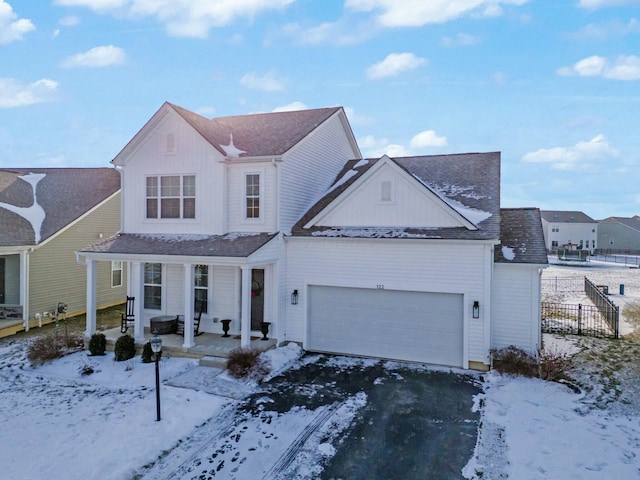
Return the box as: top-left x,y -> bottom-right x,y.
27,333 -> 84,367
226,347 -> 271,381
490,346 -> 538,377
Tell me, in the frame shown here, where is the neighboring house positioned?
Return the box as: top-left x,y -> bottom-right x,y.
78,102 -> 547,370
540,210 -> 598,254
598,216 -> 640,254
0,168 -> 125,337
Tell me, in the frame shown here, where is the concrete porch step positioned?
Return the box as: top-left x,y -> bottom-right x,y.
200,355 -> 228,369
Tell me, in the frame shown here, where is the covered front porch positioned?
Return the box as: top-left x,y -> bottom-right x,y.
101,326 -> 277,360
78,232 -> 283,351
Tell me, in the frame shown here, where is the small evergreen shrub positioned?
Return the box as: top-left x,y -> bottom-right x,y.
226,346 -> 271,381
27,333 -> 83,366
141,341 -> 153,363
88,333 -> 107,356
114,334 -> 136,362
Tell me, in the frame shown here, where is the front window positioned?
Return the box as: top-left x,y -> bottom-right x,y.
111,260 -> 123,288
146,175 -> 195,219
245,173 -> 260,219
194,265 -> 208,313
144,263 -> 162,310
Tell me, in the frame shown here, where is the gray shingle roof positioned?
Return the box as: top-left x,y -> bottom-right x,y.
292,152 -> 501,240
169,103 -> 343,158
540,210 -> 596,223
80,232 -> 278,258
495,208 -> 548,264
599,216 -> 640,232
0,168 -> 120,247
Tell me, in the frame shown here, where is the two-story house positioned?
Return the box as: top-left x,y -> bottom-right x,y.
598,216 -> 640,254
78,102 -> 547,370
540,210 -> 598,254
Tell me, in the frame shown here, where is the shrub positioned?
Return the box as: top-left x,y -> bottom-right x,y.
141,341 -> 153,363
490,345 -> 538,377
226,347 -> 271,381
114,334 -> 136,362
88,333 -> 107,356
538,347 -> 572,382
27,333 -> 84,367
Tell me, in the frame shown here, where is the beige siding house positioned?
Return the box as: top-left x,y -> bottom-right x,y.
0,168 -> 124,337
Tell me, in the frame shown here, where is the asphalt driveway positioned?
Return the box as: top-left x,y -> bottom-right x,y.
142,354 -> 482,479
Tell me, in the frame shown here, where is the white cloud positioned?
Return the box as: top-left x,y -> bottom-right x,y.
410,130 -> 448,148
272,101 -> 308,112
60,15 -> 81,26
55,0 -> 294,38
0,78 -> 59,109
440,32 -> 482,47
558,55 -> 640,80
567,18 -> 640,42
346,0 -> 529,27
366,52 -> 427,79
578,0 -> 640,9
61,45 -> 126,68
522,134 -> 620,171
240,71 -> 286,92
282,20 -> 376,46
0,0 -> 35,44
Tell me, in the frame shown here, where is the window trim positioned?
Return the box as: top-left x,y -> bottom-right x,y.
111,260 -> 123,288
194,264 -> 209,314
143,263 -> 162,311
244,172 -> 262,221
145,174 -> 196,220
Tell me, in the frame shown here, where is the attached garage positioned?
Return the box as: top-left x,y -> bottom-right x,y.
307,286 -> 464,367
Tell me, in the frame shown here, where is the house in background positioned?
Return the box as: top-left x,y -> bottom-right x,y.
540,210 -> 598,254
598,216 -> 640,254
0,168 -> 125,337
78,102 -> 547,370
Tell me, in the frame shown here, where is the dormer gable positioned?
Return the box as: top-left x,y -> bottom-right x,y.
293,152 -> 501,241
305,155 -> 478,230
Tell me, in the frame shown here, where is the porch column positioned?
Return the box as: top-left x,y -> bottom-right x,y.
182,263 -> 195,349
240,266 -> 251,348
85,259 -> 97,338
131,262 -> 145,343
19,250 -> 30,331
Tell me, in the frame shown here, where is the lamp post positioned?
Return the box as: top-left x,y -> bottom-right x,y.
150,332 -> 162,421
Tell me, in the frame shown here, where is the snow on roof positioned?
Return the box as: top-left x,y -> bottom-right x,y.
0,173 -> 46,243
219,134 -> 247,158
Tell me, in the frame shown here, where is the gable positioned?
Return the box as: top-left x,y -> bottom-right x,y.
312,160 -> 468,229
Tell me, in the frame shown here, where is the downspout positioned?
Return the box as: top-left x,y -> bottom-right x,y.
20,248 -> 32,331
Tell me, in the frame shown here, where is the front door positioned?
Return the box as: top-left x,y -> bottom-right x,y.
250,269 -> 264,330
0,258 -> 5,304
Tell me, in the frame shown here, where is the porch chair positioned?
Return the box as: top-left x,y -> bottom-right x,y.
176,299 -> 205,337
120,296 -> 135,334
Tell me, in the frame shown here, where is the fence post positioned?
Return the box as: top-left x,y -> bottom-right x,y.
578,304 -> 582,335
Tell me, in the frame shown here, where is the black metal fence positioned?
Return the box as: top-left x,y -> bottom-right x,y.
542,302 -> 619,339
592,253 -> 640,267
541,276 -> 619,338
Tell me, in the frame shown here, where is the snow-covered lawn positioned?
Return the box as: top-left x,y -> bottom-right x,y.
0,259 -> 639,479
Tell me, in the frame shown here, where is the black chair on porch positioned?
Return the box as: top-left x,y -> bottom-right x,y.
120,296 -> 135,333
176,300 -> 205,337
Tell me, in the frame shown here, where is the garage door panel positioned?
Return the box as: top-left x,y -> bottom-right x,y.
308,286 -> 463,367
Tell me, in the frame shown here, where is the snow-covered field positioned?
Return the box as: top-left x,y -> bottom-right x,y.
0,258 -> 639,479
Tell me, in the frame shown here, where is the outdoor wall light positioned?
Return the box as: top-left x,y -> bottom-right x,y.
291,289 -> 299,305
472,301 -> 480,319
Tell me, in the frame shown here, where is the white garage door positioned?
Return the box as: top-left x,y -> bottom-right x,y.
308,286 -> 464,367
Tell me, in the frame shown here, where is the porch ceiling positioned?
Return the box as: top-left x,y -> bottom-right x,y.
79,232 -> 278,260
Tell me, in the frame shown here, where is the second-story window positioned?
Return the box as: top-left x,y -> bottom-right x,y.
146,175 -> 195,219
245,173 -> 260,219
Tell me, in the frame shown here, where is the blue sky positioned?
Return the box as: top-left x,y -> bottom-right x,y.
1,0 -> 639,219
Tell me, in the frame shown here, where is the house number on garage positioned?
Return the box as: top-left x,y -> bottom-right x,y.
377,284 -> 384,289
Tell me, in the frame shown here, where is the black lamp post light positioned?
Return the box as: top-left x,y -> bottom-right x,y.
150,332 -> 162,422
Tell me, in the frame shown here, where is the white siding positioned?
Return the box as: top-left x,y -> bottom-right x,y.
316,163 -> 462,228
279,113 -> 359,232
211,265 -> 239,333
285,237 -> 493,366
226,164 -> 277,233
165,264 -> 184,316
542,219 -> 597,253
121,109 -> 227,235
492,264 -> 542,353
